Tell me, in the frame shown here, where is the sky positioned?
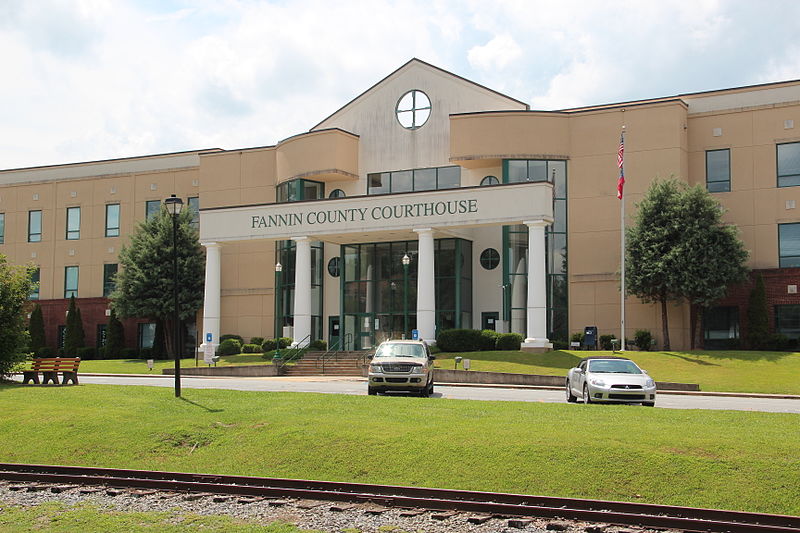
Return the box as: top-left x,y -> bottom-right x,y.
2,0 -> 800,170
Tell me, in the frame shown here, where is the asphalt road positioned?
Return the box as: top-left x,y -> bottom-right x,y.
40,374 -> 800,414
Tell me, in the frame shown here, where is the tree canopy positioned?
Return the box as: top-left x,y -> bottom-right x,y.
626,178 -> 748,349
111,206 -> 204,356
0,254 -> 35,377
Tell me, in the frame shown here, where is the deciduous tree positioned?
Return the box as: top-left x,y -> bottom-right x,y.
0,255 -> 35,377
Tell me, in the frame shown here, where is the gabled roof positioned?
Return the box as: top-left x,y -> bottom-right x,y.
310,58 -> 528,131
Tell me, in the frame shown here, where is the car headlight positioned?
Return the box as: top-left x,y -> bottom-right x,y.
369,364 -> 382,373
410,366 -> 425,374
589,378 -> 606,387
645,378 -> 655,388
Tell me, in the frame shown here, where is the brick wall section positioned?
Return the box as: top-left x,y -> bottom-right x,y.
712,267 -> 800,339
33,297 -> 150,350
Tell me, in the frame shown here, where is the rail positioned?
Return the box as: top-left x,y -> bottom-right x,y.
275,334 -> 313,373
319,333 -> 353,374
1,463 -> 798,533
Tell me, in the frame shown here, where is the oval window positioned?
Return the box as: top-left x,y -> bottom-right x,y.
480,248 -> 500,270
327,257 -> 341,277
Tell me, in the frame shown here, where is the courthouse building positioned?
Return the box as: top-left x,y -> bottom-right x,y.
1,59 -> 800,352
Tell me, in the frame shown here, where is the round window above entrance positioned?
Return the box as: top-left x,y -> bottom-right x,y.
327,257 -> 341,277
481,175 -> 499,186
329,189 -> 346,198
396,90 -> 431,130
480,248 -> 500,270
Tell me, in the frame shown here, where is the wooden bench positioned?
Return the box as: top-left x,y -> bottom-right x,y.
22,358 -> 81,385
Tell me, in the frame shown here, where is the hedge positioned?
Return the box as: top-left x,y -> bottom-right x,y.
218,338 -> 242,356
496,332 -> 523,351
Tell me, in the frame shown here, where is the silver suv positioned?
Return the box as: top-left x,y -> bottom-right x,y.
368,340 -> 435,397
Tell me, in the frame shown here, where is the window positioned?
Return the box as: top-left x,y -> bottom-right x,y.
105,204 -> 120,237
138,323 -> 156,349
0,212 -> 4,244
779,223 -> 800,267
187,197 -> 199,230
66,206 -> 80,240
327,257 -> 341,277
28,210 -> 42,242
395,90 -> 431,130
103,263 -> 118,297
64,266 -> 79,298
367,166 -> 461,195
776,305 -> 800,339
329,189 -> 346,199
145,200 -> 160,220
480,248 -> 500,270
29,267 -> 40,300
778,142 -> 800,187
480,176 -> 499,186
276,179 -> 324,203
706,149 -> 730,192
703,306 -> 739,348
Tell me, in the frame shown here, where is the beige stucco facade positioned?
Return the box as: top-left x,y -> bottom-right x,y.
2,59 -> 800,352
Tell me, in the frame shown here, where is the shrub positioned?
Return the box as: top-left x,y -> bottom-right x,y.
106,309 -> 125,360
436,329 -> 482,352
552,340 -> 568,350
570,332 -> 584,344
309,339 -> 327,351
29,304 -> 46,353
278,337 -> 293,349
218,338 -> 242,356
250,337 -> 264,346
634,329 -> 654,351
261,339 -> 276,352
478,329 -> 500,351
220,334 -> 244,345
764,333 -> 794,351
241,343 -> 261,353
63,296 -> 86,356
120,348 -> 139,359
496,332 -> 523,351
598,334 -> 617,350
76,347 -> 97,360
747,274 -> 769,350
34,346 -> 55,357
139,347 -> 153,360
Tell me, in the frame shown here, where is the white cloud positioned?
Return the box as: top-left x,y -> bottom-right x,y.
468,34 -> 522,71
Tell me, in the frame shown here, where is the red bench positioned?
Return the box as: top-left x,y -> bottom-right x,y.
22,358 -> 81,385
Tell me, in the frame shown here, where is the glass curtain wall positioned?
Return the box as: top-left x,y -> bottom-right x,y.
275,178 -> 325,342
341,238 -> 472,350
502,160 -> 568,342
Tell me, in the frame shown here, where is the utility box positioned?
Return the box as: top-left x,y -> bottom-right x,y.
583,326 -> 598,350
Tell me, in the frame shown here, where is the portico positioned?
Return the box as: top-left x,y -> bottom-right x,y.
197,181 -> 553,353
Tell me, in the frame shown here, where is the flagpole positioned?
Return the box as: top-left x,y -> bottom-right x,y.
619,126 -> 626,351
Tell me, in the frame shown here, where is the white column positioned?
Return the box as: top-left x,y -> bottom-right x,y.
414,228 -> 436,344
292,237 -> 312,347
199,242 -> 221,353
523,220 -> 553,350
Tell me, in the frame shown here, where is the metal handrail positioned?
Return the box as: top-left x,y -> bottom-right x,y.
276,334 -> 313,372
319,333 -> 353,374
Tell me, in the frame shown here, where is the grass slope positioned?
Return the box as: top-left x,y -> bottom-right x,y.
434,350 -> 800,394
78,354 -> 272,374
0,384 -> 798,515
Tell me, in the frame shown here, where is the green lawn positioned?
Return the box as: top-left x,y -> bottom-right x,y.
434,350 -> 800,395
0,384 -> 798,515
77,354 -> 272,374
0,502 -> 317,532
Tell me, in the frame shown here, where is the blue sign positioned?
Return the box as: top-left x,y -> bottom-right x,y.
411,329 -> 419,340
206,333 -> 213,342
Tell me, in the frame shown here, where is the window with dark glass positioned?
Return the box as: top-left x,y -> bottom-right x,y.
480,176 -> 499,186
105,204 -> 120,237
64,265 -> 78,298
28,210 -> 42,242
66,206 -> 80,240
776,304 -> 800,339
103,263 -> 118,297
480,248 -> 500,270
29,267 -> 40,300
367,166 -> 461,195
779,223 -> 800,267
138,323 -> 156,349
276,178 -> 324,203
778,142 -> 800,187
188,197 -> 199,230
329,189 -> 346,198
327,257 -> 340,277
145,200 -> 160,220
706,149 -> 730,192
703,306 -> 739,348
0,212 -> 4,244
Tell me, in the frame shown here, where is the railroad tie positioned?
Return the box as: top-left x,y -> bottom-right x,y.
466,514 -> 492,524
431,510 -> 458,520
507,518 -> 533,528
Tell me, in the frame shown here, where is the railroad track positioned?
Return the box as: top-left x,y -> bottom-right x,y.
1,463 -> 798,533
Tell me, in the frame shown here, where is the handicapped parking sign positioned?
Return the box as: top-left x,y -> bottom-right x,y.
206,333 -> 212,343
411,329 -> 419,340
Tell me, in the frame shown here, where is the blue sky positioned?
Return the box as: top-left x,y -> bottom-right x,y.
2,0 -> 800,169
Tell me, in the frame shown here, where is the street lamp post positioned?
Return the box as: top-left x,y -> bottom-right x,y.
164,194 -> 184,398
402,254 -> 410,339
274,262 -> 282,362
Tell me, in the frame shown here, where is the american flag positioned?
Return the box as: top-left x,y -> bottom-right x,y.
617,133 -> 625,199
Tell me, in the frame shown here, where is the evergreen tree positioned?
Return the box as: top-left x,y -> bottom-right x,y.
63,296 -> 86,355
152,319 -> 167,359
28,303 -> 47,353
747,274 -> 769,349
105,308 -> 125,358
112,206 -> 204,357
0,255 -> 35,377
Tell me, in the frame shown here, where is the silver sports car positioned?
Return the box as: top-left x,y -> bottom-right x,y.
566,356 -> 656,406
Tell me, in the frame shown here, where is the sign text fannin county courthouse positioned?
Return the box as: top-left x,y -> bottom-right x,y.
250,199 -> 478,229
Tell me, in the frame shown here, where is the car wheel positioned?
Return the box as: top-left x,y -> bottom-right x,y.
566,380 -> 577,403
583,384 -> 592,404
418,387 -> 430,398
642,401 -> 655,407
368,387 -> 377,396
427,381 -> 434,396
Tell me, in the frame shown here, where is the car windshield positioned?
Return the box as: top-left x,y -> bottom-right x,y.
587,359 -> 642,374
374,343 -> 426,358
